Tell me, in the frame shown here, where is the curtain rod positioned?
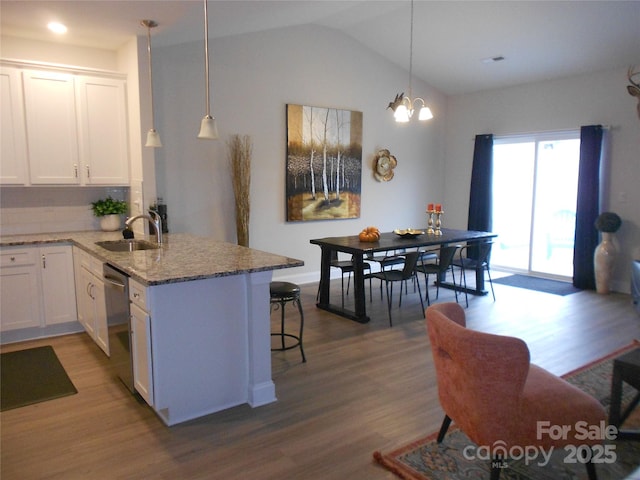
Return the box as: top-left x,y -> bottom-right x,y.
473,125 -> 613,141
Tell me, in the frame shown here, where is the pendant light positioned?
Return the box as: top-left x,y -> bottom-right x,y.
197,0 -> 219,139
141,20 -> 162,147
387,0 -> 433,123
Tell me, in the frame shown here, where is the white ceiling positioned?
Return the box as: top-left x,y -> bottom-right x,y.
2,0 -> 639,95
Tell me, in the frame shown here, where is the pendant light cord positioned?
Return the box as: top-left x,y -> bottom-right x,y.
203,0 -> 211,117
146,23 -> 156,127
408,0 -> 414,100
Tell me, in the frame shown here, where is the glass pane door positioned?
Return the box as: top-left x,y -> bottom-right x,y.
530,138 -> 580,276
491,133 -> 580,278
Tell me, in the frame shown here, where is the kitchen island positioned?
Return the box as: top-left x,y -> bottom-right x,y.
0,231 -> 303,426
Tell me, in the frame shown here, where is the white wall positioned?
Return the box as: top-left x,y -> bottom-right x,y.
0,37 -> 117,70
152,25 -> 447,284
444,68 -> 640,293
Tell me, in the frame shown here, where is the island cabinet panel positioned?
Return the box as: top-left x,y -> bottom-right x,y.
129,278 -> 153,406
143,270 -> 275,426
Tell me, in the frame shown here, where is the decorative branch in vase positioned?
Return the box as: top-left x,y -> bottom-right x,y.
227,134 -> 252,247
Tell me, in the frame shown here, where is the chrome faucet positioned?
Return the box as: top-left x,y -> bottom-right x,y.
124,210 -> 163,244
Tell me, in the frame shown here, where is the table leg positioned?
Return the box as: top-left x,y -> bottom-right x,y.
352,253 -> 368,322
315,247 -> 370,323
317,246 -> 332,306
609,363 -> 623,428
475,263 -> 486,292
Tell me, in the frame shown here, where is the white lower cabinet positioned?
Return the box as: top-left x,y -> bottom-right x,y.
0,248 -> 41,330
40,245 -> 78,325
129,279 -> 153,406
73,247 -> 108,355
0,245 -> 78,340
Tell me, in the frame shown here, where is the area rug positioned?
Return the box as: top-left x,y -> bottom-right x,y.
1,345 -> 77,411
492,274 -> 581,296
374,341 -> 640,480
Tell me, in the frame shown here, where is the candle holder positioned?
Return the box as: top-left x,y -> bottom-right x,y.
426,210 -> 435,234
434,210 -> 443,235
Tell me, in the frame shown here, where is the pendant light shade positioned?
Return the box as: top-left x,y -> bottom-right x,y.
141,20 -> 162,147
386,0 -> 433,124
146,129 -> 162,147
198,115 -> 218,139
198,0 -> 218,140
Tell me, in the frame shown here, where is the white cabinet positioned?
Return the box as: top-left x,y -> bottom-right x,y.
0,245 -> 78,337
23,69 -> 80,184
0,248 -> 41,330
40,245 -> 78,325
75,76 -> 129,185
0,62 -> 129,186
0,66 -> 28,184
129,278 -> 153,406
73,247 -> 108,355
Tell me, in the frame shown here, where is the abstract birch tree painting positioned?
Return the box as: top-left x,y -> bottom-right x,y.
286,104 -> 363,221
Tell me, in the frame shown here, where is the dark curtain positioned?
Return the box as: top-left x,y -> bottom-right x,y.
573,125 -> 603,290
468,134 -> 494,231
467,134 -> 493,259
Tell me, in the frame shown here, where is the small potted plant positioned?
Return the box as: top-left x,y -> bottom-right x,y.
594,212 -> 622,233
91,196 -> 128,231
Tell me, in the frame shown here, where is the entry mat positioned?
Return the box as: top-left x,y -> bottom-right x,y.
1,345 -> 77,411
492,274 -> 581,296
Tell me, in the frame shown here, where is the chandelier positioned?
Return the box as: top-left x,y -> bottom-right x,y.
387,0 -> 433,123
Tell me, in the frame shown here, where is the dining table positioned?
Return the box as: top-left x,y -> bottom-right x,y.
310,228 -> 497,323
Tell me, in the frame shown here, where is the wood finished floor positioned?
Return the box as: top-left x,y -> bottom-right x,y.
1,276 -> 639,480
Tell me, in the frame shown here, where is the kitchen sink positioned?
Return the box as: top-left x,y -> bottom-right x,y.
95,240 -> 159,252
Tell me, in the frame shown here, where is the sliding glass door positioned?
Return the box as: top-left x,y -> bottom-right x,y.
491,132 -> 580,278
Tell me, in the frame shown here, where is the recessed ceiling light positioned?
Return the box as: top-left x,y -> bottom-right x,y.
47,22 -> 68,34
482,55 -> 505,64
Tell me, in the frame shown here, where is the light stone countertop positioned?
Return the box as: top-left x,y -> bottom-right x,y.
0,231 -> 303,286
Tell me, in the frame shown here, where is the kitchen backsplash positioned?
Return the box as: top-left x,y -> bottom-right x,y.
0,186 -> 129,235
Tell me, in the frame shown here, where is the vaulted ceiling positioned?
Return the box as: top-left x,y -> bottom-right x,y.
2,0 -> 639,95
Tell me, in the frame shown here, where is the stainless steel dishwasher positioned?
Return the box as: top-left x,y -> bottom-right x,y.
103,264 -> 134,392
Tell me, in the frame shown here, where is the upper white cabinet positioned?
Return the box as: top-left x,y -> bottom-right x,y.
0,62 -> 129,186
0,66 -> 28,184
75,76 -> 129,185
23,69 -> 80,184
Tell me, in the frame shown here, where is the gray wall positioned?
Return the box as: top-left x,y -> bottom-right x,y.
153,25 -> 447,284
444,68 -> 640,293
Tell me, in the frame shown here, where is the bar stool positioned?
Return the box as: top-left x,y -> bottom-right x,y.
270,281 -> 306,363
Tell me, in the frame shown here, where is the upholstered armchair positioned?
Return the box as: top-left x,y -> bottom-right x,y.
426,303 -> 606,480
